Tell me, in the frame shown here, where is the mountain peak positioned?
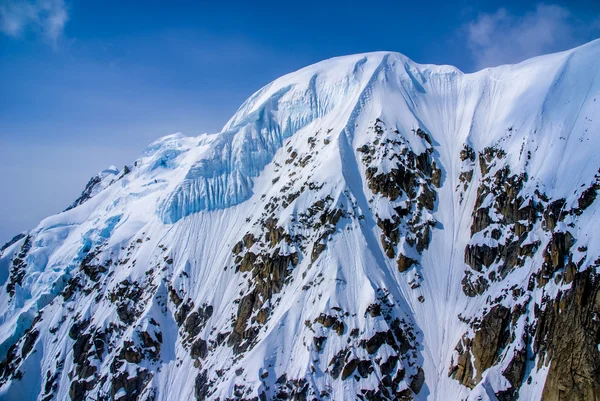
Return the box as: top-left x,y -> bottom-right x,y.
1,40 -> 599,401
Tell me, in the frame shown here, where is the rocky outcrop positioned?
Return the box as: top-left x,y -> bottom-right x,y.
450,305 -> 512,388
0,233 -> 26,253
535,267 -> 600,401
6,235 -> 32,296
322,291 -> 423,400
64,174 -> 103,211
462,147 -> 540,296
228,248 -> 298,354
358,121 -> 439,276
227,155 -> 352,355
453,143 -> 600,398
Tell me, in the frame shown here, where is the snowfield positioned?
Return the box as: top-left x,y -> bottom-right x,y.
1,39 -> 599,401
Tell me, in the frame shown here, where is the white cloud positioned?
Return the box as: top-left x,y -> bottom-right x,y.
464,3 -> 600,70
0,0 -> 68,45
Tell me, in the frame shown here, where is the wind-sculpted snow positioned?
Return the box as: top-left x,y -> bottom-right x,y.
1,40 -> 600,401
160,55 -> 386,223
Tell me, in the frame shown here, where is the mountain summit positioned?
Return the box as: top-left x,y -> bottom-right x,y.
1,40 -> 600,401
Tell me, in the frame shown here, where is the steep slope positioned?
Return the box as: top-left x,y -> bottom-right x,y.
1,39 -> 599,401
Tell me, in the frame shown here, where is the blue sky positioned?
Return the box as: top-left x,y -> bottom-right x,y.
1,0 -> 599,244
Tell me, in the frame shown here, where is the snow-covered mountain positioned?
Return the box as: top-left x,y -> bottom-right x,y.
1,39 -> 600,401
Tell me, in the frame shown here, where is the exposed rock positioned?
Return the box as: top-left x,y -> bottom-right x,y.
313,336 -> 327,352
0,233 -> 26,253
190,339 -> 208,359
314,314 -> 345,336
497,348 -> 527,400
535,268 -> 600,401
110,368 -> 151,401
450,305 -> 511,387
328,348 -> 349,380
341,358 -> 359,380
397,254 -> 416,272
6,235 -> 32,296
359,122 -> 439,273
410,367 -> 425,394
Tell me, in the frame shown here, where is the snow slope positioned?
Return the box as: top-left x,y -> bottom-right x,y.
1,39 -> 599,401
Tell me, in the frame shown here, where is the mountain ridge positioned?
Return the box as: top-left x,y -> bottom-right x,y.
1,39 -> 599,401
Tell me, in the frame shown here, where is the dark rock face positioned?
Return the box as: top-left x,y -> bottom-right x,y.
538,231 -> 575,287
64,174 -> 104,211
536,268 -> 600,401
0,233 -> 26,253
67,319 -> 105,400
195,370 -> 211,400
110,368 -> 152,401
457,144 -> 476,195
452,143 -> 600,399
358,121 -> 439,278
462,154 -> 536,294
450,305 -> 512,388
228,248 -> 298,354
64,167 -> 125,212
314,313 -> 345,336
6,235 -> 32,296
397,254 -> 417,273
497,348 -> 527,401
328,348 -> 349,380
322,291 -> 423,400
110,279 -> 144,324
470,306 -> 511,383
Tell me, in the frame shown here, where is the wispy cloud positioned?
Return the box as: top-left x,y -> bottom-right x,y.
0,0 -> 68,45
464,3 -> 600,70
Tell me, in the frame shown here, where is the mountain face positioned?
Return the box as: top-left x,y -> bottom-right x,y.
1,40 -> 600,401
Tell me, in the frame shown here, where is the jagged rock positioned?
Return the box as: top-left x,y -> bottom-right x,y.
194,370 -> 211,400
471,306 -> 510,383
497,348 -> 527,400
6,235 -> 32,296
380,355 -> 398,376
535,268 -> 600,401
542,199 -> 567,231
0,233 -> 25,253
121,341 -> 143,364
460,145 -> 476,162
451,305 -> 511,387
449,338 -> 475,388
366,303 -> 382,317
410,367 -> 425,394
397,254 -> 416,272
313,336 -> 327,352
21,329 -> 39,358
341,358 -> 359,380
577,186 -> 597,212
139,330 -> 161,361
365,331 -> 392,354
315,314 -> 344,336
461,272 -> 489,297
311,240 -> 327,262
328,349 -> 349,379
470,207 -> 492,235
110,368 -> 151,401
69,379 -> 95,401
64,175 -> 102,212
418,184 -> 436,211
190,339 -> 208,359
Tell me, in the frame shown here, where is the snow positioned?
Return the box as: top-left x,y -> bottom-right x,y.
0,38 -> 599,401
